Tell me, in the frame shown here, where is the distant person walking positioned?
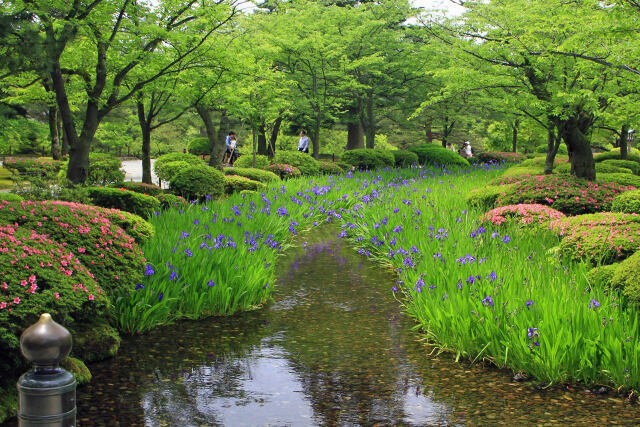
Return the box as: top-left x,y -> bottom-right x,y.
298,130 -> 310,154
224,131 -> 238,166
459,141 -> 473,159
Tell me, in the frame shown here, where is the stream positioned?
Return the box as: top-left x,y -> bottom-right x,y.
55,228 -> 640,425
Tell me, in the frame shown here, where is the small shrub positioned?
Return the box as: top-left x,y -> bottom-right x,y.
88,187 -> 161,218
465,185 -> 510,211
223,167 -> 280,182
267,163 -> 302,179
187,137 -> 210,156
611,189 -> 640,214
594,147 -> 640,163
337,161 -> 353,171
596,163 -> 633,175
409,144 -> 470,167
274,151 -> 320,175
549,212 -> 640,265
0,193 -> 23,202
103,210 -> 155,244
611,251 -> 640,304
342,149 -> 395,170
0,200 -> 146,295
240,190 -> 260,198
497,174 -> 633,215
234,154 -> 270,170
586,264 -> 619,289
601,159 -> 640,175
318,161 -> 344,175
2,158 -> 61,181
224,175 -> 267,194
119,181 -> 163,196
484,204 -> 566,227
155,193 -> 188,210
0,224 -> 109,382
597,173 -> 640,188
155,160 -> 192,183
170,165 -> 225,200
391,150 -> 419,168
154,152 -> 205,182
87,153 -> 124,186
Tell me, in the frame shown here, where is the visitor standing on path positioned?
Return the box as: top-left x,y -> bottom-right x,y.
225,131 -> 238,166
298,130 -> 310,154
459,141 -> 473,159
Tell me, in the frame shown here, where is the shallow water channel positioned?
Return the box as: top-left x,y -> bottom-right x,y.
66,228 -> 640,425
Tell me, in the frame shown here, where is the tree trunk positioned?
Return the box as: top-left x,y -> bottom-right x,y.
257,123 -> 268,156
620,124 -> 629,160
58,113 -> 68,157
197,106 -> 223,170
511,118 -> 519,153
562,114 -> 596,180
136,100 -> 152,184
268,117 -> 282,159
544,122 -> 561,175
67,99 -> 100,183
364,93 -> 375,149
48,106 -> 61,160
425,119 -> 433,143
252,126 -> 257,168
346,122 -> 364,150
312,113 -> 320,159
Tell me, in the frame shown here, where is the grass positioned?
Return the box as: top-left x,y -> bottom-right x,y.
116,163 -> 640,391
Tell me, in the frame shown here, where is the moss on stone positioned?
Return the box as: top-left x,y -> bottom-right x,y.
72,322 -> 121,363
60,356 -> 92,385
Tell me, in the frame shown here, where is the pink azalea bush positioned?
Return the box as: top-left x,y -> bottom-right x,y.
484,204 -> 566,227
549,212 -> 640,265
267,163 -> 302,179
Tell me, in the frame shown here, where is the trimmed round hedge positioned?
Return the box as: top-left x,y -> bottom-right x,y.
224,175 -> 267,194
319,161 -> 344,175
170,165 -> 225,200
391,150 -> 419,168
342,149 -> 395,170
234,154 -> 270,170
88,187 -> 161,217
154,153 -> 205,182
118,182 -> 163,196
87,153 -> 125,186
188,137 -> 210,156
601,159 -> 640,175
156,193 -> 187,210
586,264 -> 619,290
155,160 -> 192,183
534,144 -> 568,155
102,210 -> 154,244
0,224 -> 109,387
0,200 -> 146,295
223,167 -> 280,183
594,147 -> 640,163
549,212 -> 640,265
409,144 -> 470,167
465,185 -> 510,211
611,189 -> 640,214
611,251 -> 640,304
274,151 -> 320,176
597,173 -> 640,188
595,163 -> 633,174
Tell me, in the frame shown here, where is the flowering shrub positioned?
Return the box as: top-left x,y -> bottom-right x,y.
0,200 -> 146,294
274,151 -> 320,175
224,175 -> 267,194
318,161 -> 345,175
0,224 -> 108,382
549,212 -> 640,265
155,193 -> 187,210
268,163 -> 302,179
612,189 -> 640,214
119,181 -> 163,196
2,158 -> 61,180
473,151 -> 526,164
496,174 -> 633,215
484,204 -> 566,227
88,187 -> 161,217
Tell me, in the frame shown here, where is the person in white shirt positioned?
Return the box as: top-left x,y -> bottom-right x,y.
459,141 -> 473,159
225,131 -> 238,165
297,130 -> 310,154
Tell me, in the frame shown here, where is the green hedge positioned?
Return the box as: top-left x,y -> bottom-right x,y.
596,163 -> 632,174
391,150 -> 419,168
409,144 -> 470,167
170,165 -> 225,200
586,264 -> 619,290
224,175 -> 267,194
0,193 -> 23,202
597,173 -> 640,188
342,149 -> 395,170
611,251 -> 640,304
223,167 -> 280,183
118,181 -> 163,196
319,161 -> 344,175
601,159 -> 640,175
155,193 -> 187,210
465,185 -> 511,211
187,137 -> 210,156
594,147 -> 640,163
103,210 -> 155,244
154,152 -> 205,182
274,151 -> 320,175
611,189 -> 640,214
88,187 -> 161,218
534,144 -> 568,155
155,160 -> 192,183
234,154 -> 270,170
